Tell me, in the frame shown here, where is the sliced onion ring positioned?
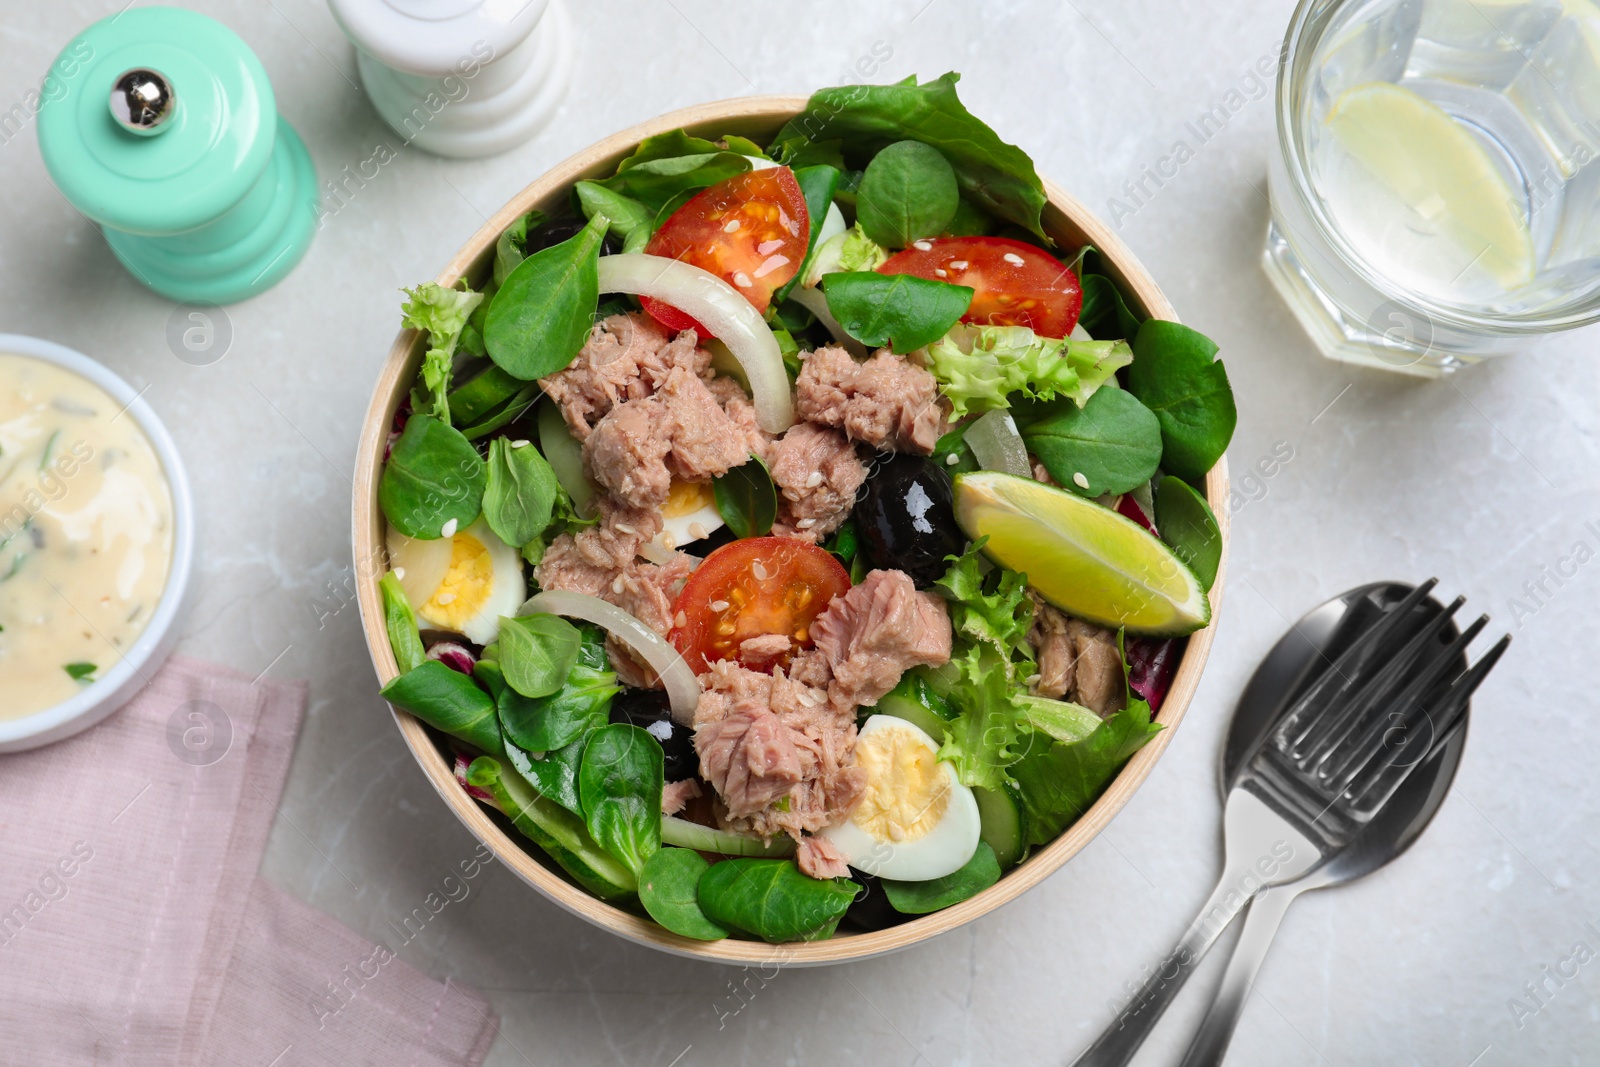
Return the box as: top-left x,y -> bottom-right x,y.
519,589 -> 701,725
966,409 -> 1033,478
598,254 -> 794,434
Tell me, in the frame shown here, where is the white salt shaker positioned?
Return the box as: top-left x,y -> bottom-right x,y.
327,0 -> 572,159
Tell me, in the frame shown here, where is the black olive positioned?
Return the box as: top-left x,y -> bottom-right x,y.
525,215 -> 622,257
853,453 -> 962,587
841,870 -> 911,932
608,689 -> 697,780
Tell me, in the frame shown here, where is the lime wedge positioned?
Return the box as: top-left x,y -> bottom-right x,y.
1323,81 -> 1534,292
953,471 -> 1211,635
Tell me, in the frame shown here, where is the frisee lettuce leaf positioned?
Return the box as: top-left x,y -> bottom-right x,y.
933,539 -> 1034,663
935,642 -> 1028,792
402,282 -> 484,424
924,324 -> 1132,419
803,223 -> 889,288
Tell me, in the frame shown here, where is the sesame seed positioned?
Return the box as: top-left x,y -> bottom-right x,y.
393,567 -> 406,580
945,453 -> 959,466
934,268 -> 947,278
798,689 -> 822,707
913,240 -> 933,251
797,518 -> 816,529
724,219 -> 740,233
612,576 -> 626,595
436,592 -> 456,605
510,439 -> 531,448
733,271 -> 754,288
1003,252 -> 1025,266
1073,472 -> 1090,489
660,532 -> 676,550
949,260 -> 968,270
689,522 -> 708,540
675,611 -> 688,629
440,518 -> 458,538
804,471 -> 823,488
1025,673 -> 1042,687
751,561 -> 770,581
710,600 -> 730,612
614,523 -> 637,536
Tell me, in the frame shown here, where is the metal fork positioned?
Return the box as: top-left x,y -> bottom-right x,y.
1071,580 -> 1508,1067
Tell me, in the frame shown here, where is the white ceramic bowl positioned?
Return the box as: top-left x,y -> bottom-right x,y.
0,334 -> 195,752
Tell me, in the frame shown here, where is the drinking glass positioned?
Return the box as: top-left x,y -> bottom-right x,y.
1264,0 -> 1600,376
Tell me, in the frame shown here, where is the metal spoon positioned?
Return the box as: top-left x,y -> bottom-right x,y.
1177,581 -> 1470,1066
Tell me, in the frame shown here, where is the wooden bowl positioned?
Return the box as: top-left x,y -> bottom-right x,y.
353,95 -> 1230,965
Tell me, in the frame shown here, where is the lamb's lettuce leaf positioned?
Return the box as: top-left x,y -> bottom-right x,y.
485,213 -> 606,381
771,72 -> 1048,239
1126,320 -> 1236,483
579,723 -> 663,879
574,181 -> 655,253
696,858 -> 856,942
1072,246 -> 1144,342
594,130 -> 753,212
820,272 -> 972,354
882,842 -> 1000,914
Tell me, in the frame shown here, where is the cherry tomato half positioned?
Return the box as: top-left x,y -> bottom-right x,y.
641,166 -> 811,337
669,537 -> 850,674
879,235 -> 1083,338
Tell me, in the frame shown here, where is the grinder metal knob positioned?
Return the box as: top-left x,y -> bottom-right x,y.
110,68 -> 177,135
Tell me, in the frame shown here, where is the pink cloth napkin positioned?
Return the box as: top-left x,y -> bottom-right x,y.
0,655 -> 499,1066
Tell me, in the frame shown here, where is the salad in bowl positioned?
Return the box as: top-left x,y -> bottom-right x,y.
361,74 -> 1233,952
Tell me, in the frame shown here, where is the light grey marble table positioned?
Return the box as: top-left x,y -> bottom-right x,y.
3,1 -> 1596,1064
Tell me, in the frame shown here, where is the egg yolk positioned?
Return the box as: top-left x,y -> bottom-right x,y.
849,725 -> 951,843
418,532 -> 494,632
663,479 -> 715,519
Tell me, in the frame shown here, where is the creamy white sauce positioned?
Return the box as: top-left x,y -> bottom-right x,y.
0,354 -> 174,719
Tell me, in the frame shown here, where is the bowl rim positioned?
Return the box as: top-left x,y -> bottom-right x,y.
0,333 -> 195,751
351,94 -> 1230,965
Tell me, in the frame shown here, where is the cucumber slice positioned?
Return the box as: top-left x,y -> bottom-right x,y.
875,671 -> 957,742
974,784 -> 1027,869
467,755 -> 637,899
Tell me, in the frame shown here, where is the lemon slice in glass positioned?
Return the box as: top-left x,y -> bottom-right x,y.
953,471 -> 1211,636
1321,81 -> 1534,295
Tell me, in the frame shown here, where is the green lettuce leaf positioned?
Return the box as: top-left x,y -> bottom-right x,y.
924,324 -> 1132,419
401,282 -> 484,423
770,72 -> 1048,239
1009,700 -> 1163,844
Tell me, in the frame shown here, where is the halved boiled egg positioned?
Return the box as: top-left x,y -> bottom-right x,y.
822,714 -> 981,881
387,516 -> 524,646
653,478 -> 724,551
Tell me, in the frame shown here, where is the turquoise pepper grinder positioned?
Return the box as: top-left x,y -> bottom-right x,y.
37,7 -> 317,305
